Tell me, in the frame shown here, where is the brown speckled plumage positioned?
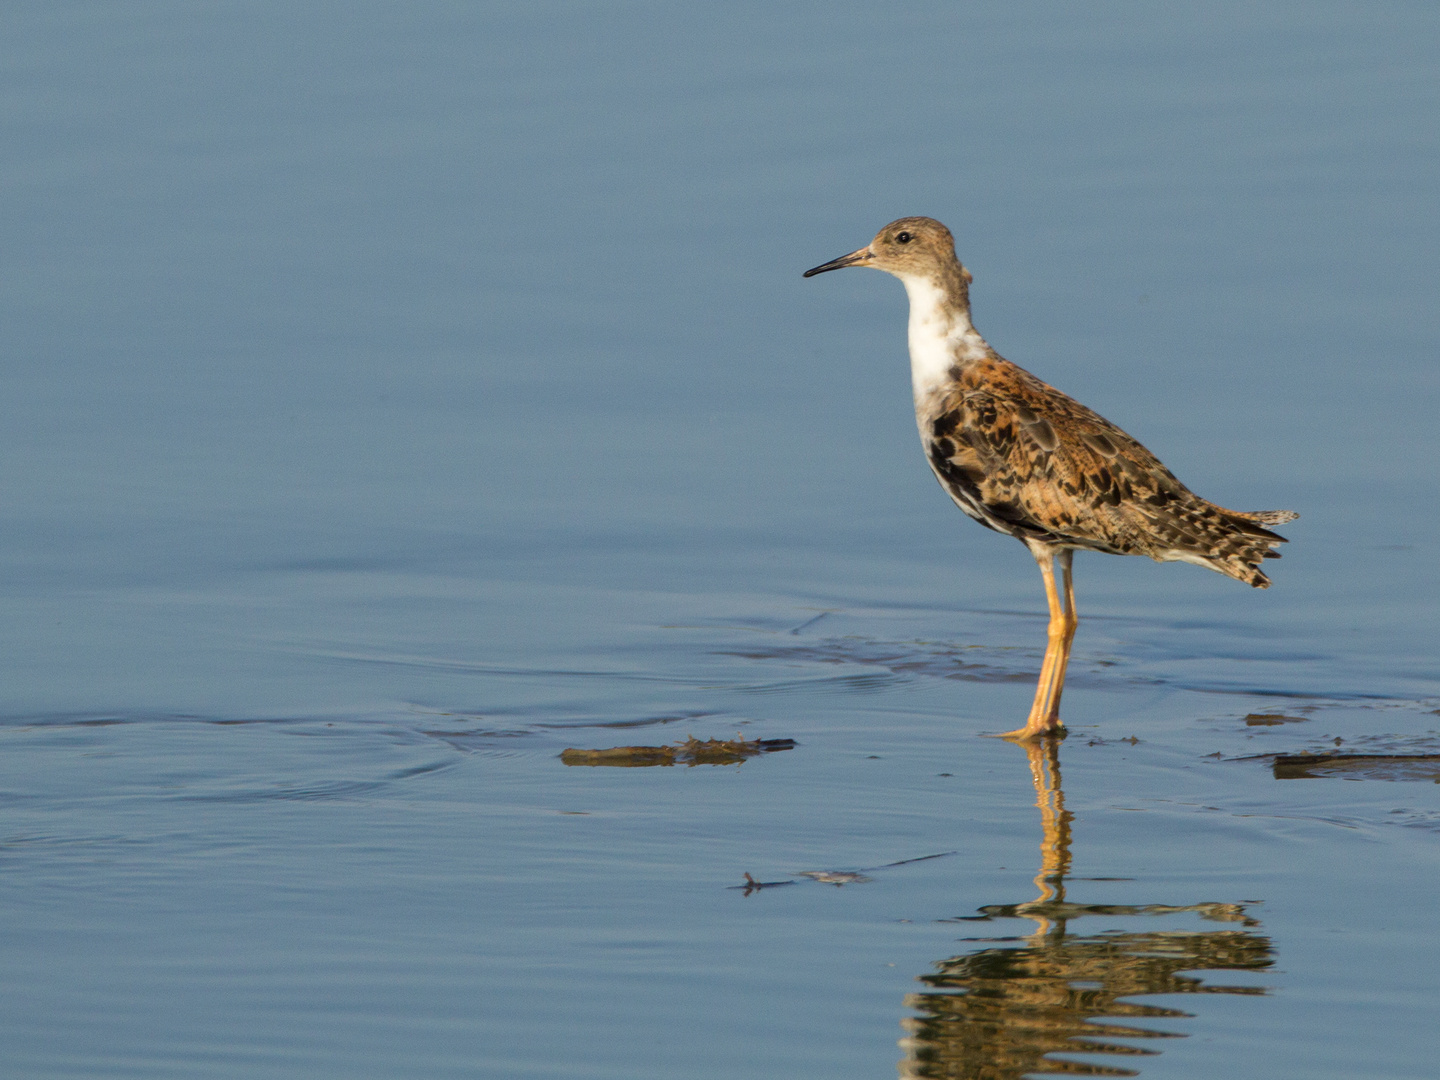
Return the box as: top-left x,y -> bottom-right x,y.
805,216 -> 1296,738
921,356 -> 1294,588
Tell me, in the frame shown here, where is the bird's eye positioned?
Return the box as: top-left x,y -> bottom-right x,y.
895,232 -> 913,244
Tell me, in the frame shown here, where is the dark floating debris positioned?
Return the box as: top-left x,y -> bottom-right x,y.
560,735 -> 796,768
1273,753 -> 1440,782
1245,713 -> 1308,726
735,872 -> 796,896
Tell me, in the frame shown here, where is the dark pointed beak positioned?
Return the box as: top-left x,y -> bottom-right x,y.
803,245 -> 874,278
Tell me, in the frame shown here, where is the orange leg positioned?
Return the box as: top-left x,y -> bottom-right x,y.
1047,549 -> 1077,725
998,547 -> 1076,740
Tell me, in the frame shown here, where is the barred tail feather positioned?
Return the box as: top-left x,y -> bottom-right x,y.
1148,502 -> 1296,589
1232,509 -> 1299,526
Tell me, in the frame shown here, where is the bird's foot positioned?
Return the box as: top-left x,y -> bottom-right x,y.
986,719 -> 1067,742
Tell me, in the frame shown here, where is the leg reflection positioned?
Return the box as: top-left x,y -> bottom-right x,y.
898,741 -> 1273,1079
1019,739 -> 1072,937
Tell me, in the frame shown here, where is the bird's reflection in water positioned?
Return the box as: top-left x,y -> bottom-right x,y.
899,741 -> 1273,1078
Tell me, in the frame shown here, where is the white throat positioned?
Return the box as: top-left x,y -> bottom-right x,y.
899,274 -> 987,400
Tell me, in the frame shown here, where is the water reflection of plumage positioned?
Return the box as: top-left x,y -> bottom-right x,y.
899,743 -> 1274,1079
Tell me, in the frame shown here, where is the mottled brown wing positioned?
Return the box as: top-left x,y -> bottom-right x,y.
928,384 -> 1170,553
926,361 -> 1292,582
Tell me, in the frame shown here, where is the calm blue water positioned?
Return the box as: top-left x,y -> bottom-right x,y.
2,3 -> 1438,1077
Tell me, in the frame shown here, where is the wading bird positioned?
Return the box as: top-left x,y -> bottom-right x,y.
804,217 -> 1296,739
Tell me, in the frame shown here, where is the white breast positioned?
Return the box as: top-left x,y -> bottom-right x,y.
900,275 -> 989,400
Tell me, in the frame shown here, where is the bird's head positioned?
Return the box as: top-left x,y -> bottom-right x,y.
803,216 -> 962,282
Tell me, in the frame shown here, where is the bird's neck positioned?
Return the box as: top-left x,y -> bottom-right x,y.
900,268 -> 990,400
